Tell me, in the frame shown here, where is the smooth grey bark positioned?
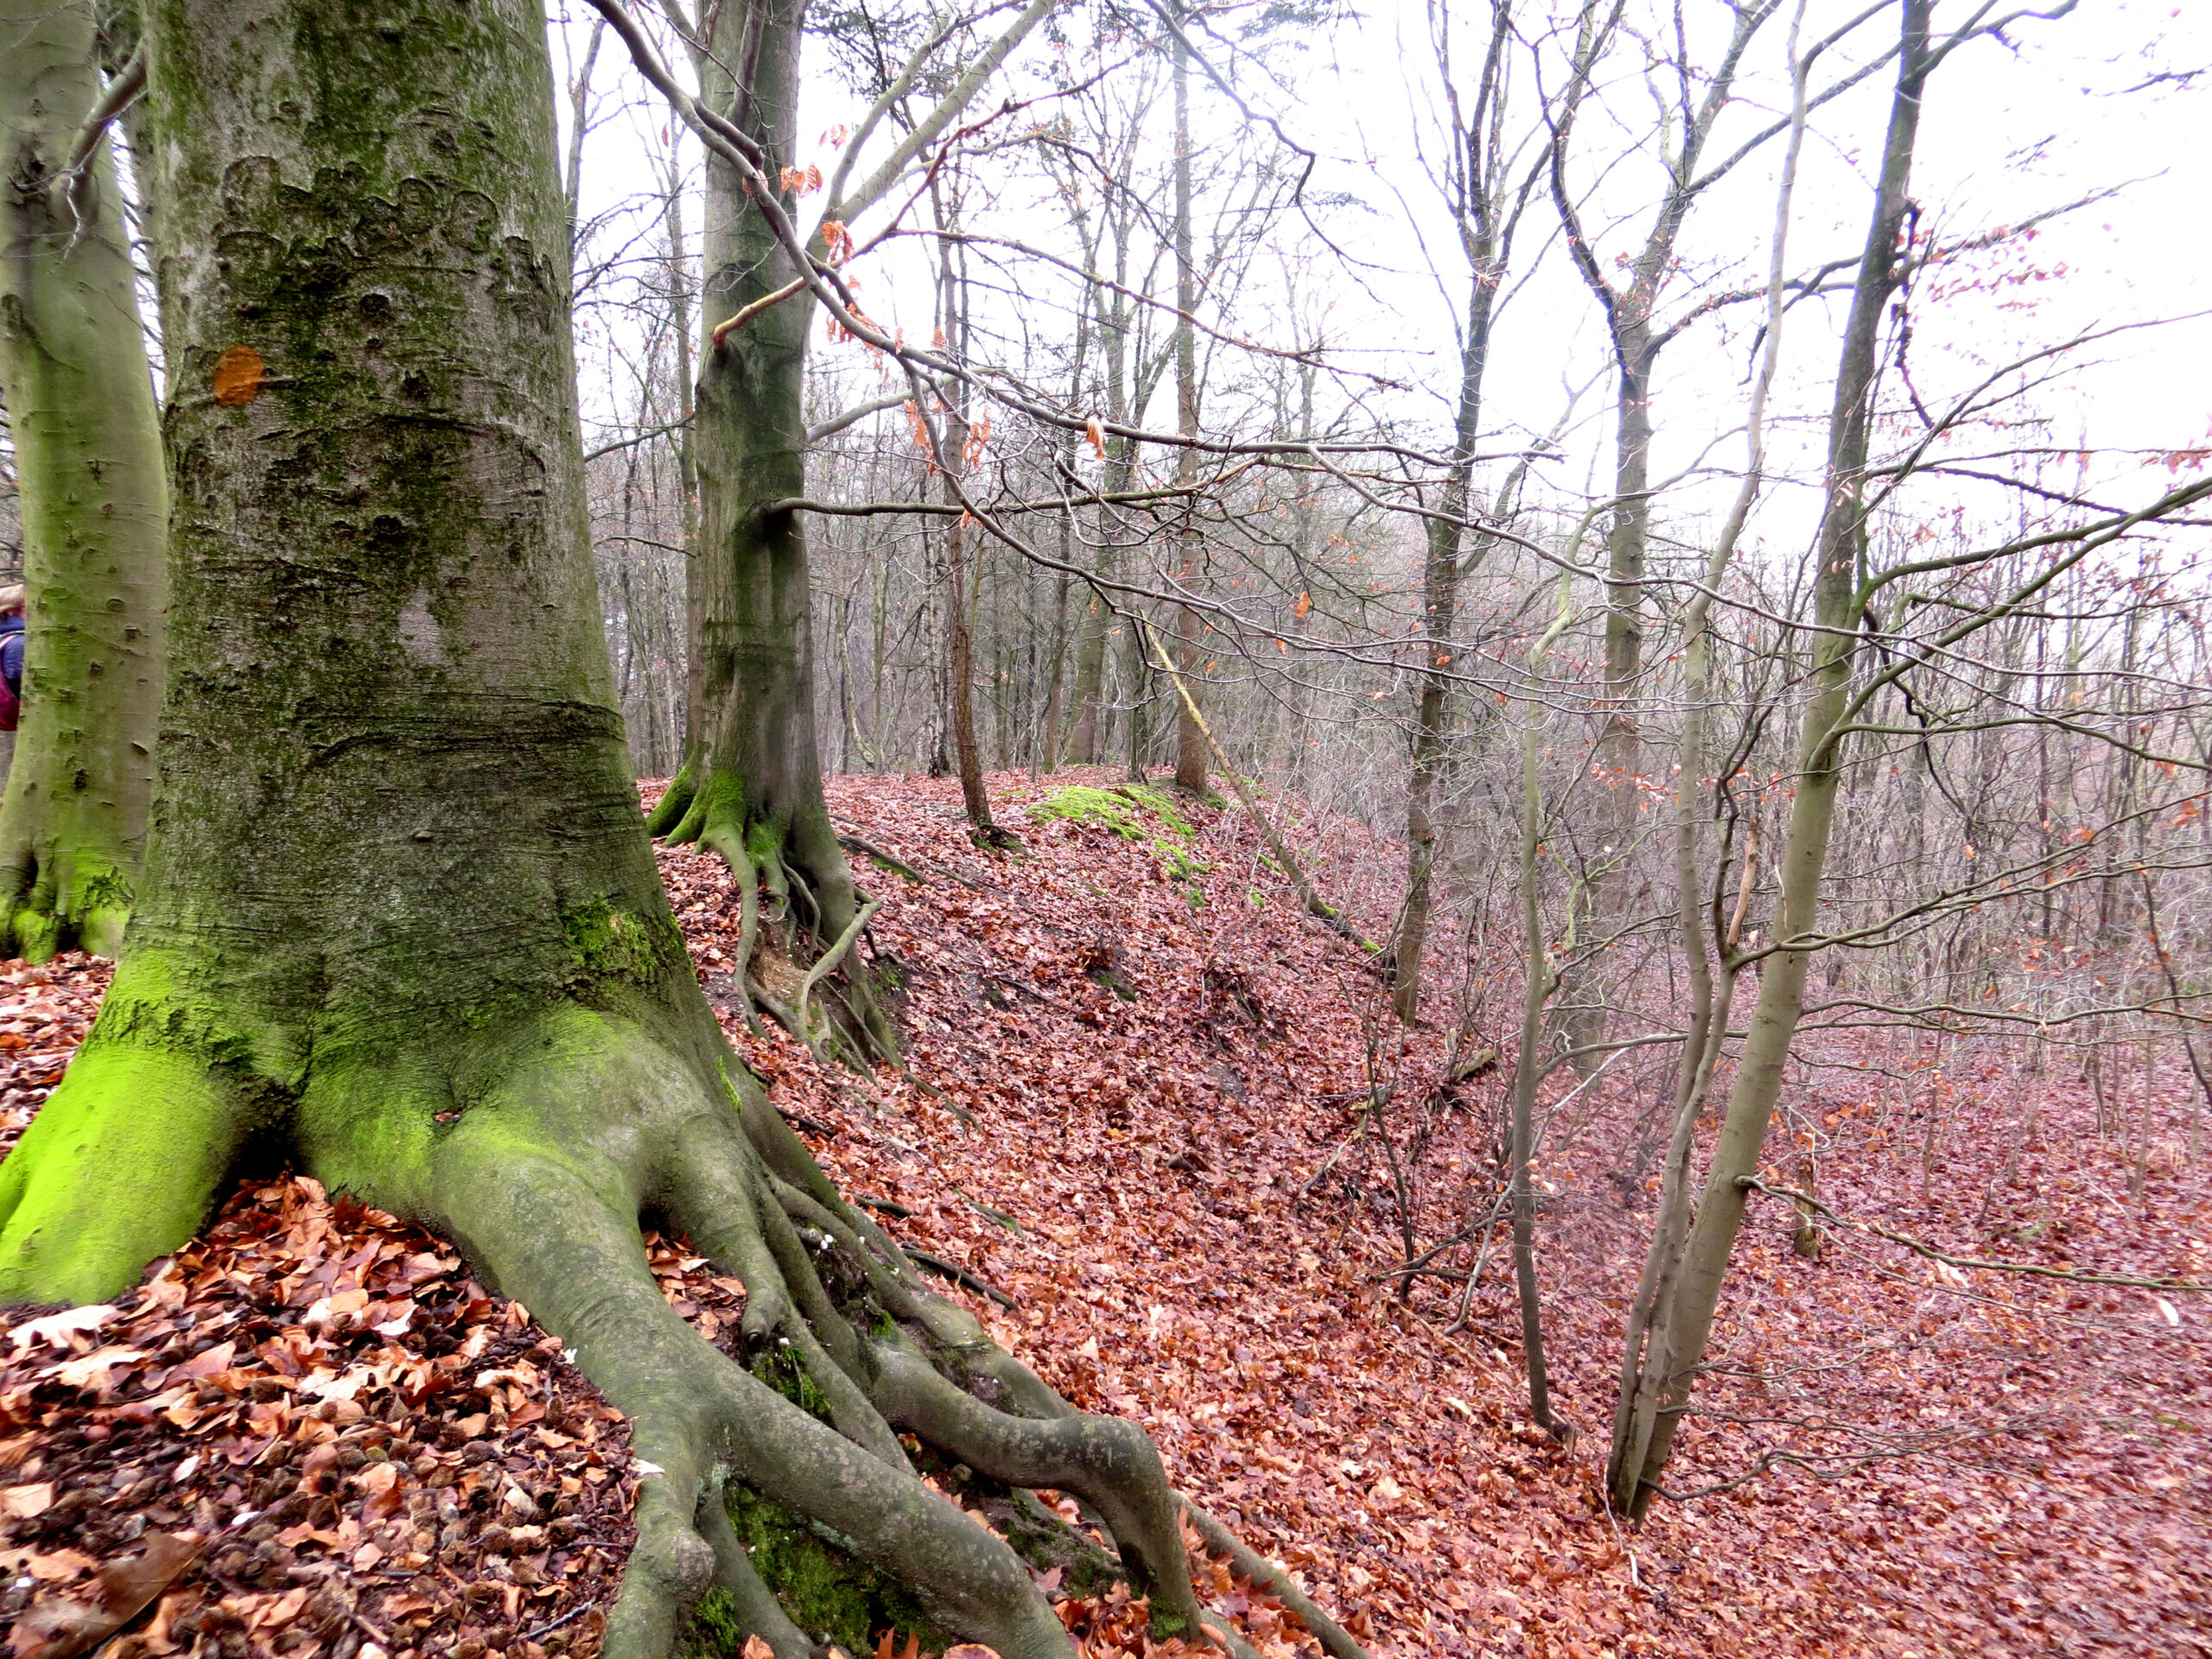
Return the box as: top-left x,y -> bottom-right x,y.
0,0 -> 167,960
1610,0 -> 1931,1516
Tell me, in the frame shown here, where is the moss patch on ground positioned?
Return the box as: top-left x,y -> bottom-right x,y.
1027,785 -> 1208,881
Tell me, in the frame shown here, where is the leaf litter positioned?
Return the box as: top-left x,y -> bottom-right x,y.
2,770 -> 2206,1658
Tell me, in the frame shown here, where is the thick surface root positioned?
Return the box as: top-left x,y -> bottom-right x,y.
0,842 -> 133,963
433,1047 -> 1080,1658
0,990 -> 1326,1659
0,1029 -> 240,1305
651,767 -> 899,1071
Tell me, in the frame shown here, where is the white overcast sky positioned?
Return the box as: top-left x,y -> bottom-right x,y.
555,0 -> 2212,560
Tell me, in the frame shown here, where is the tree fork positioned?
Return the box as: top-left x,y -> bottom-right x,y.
1611,0 -> 1935,1516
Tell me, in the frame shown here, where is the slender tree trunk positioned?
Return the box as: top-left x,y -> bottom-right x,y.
0,10 -> 1259,1659
1395,278 -> 1495,1022
1548,0 -> 1778,1071
0,2 -> 167,961
1066,581 -> 1110,764
1606,9 -> 1816,1503
1037,563 -> 1071,772
943,477 -> 994,831
645,0 -> 893,1061
1558,335 -> 1653,1068
663,135 -> 702,764
934,192 -> 995,836
1614,0 -> 1932,1516
1069,426 -> 1131,767
1034,311 -> 1090,772
1167,12 -> 1205,796
1599,340 -> 1652,793
1505,659 -> 1560,1433
565,14 -> 605,257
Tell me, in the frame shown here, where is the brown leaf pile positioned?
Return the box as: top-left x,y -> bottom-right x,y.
1,1155 -> 636,1659
0,957 -> 104,1161
3,766 -> 2207,1659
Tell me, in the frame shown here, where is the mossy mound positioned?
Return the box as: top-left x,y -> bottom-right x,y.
1027,785 -> 1208,882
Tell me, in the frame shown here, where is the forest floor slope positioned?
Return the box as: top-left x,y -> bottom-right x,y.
1,768 -> 2205,1657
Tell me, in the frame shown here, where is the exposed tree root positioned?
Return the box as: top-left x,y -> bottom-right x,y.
0,990 -> 1367,1659
0,841 -> 133,963
1182,1503 -> 1370,1659
969,822 -> 1027,855
652,766 -> 899,1070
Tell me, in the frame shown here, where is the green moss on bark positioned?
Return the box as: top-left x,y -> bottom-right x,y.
720,1482 -> 953,1658
0,0 -> 168,961
0,1043 -> 242,1305
564,895 -> 690,990
0,10 -> 1266,1659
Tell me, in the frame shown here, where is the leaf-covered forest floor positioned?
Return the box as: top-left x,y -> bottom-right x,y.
2,768 -> 2206,1658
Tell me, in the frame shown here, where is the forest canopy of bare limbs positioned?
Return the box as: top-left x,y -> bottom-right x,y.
0,0 -> 2207,1657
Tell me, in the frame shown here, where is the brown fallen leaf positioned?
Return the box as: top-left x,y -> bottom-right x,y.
7,1595 -> 109,1659
0,1480 -> 53,1517
9,1532 -> 200,1659
359,1459 -> 404,1521
4,1306 -> 115,1354
20,1548 -> 95,1582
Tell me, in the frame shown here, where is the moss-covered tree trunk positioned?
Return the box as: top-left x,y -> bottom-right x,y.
644,0 -> 893,1063
0,0 -> 167,960
0,8 -> 1306,1658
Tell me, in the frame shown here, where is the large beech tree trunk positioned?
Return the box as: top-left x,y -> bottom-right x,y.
644,0 -> 894,1063
0,8 -> 1272,1659
0,0 -> 167,960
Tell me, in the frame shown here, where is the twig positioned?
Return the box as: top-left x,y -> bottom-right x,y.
522,1602 -> 594,1642
709,275 -> 807,348
836,831 -> 926,883
793,897 -> 881,1056
905,1249 -> 1019,1309
1298,1129 -> 1360,1199
836,826 -> 996,891
1737,1176 -> 2212,1292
